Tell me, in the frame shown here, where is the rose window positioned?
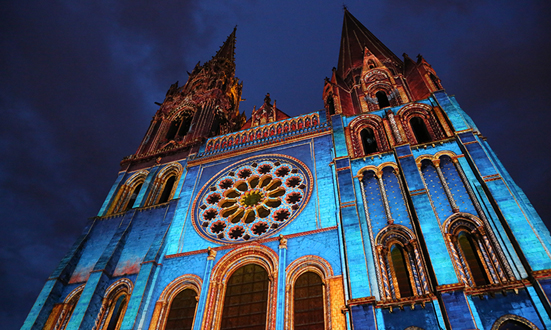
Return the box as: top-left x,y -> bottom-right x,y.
192,155 -> 312,243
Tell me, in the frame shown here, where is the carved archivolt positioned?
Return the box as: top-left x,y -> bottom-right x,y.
202,244 -> 279,329
110,170 -> 149,214
145,162 -> 183,206
491,314 -> 540,330
148,274 -> 202,330
94,278 -> 133,330
347,114 -> 389,157
398,104 -> 444,144
285,255 -> 334,330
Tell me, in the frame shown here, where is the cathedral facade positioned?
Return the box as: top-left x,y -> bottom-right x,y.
23,10 -> 551,330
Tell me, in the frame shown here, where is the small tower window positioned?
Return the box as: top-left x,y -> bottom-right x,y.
376,91 -> 390,109
178,115 -> 193,137
390,245 -> 413,298
158,176 -> 176,204
458,232 -> 489,286
165,289 -> 198,330
125,183 -> 142,211
166,120 -> 180,141
410,117 -> 431,144
327,96 -> 335,115
293,272 -> 324,330
360,128 -> 378,155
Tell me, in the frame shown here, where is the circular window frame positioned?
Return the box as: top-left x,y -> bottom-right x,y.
191,154 -> 313,244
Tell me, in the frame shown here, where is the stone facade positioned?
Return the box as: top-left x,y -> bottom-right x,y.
23,9 -> 551,330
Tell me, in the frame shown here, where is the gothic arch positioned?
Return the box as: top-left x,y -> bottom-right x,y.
285,255 -> 334,330
109,170 -> 149,214
491,314 -> 540,330
443,213 -> 510,287
202,244 -> 279,329
348,114 -> 389,157
94,278 -> 133,330
145,162 -> 183,206
364,83 -> 400,111
398,104 -> 444,144
374,225 -> 431,299
148,274 -> 202,330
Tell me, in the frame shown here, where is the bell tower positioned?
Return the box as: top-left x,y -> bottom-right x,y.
131,28 -> 245,166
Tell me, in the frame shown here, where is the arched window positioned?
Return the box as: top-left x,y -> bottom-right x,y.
457,231 -> 489,286
390,244 -> 413,298
178,115 -> 193,137
498,319 -> 532,330
220,264 -> 269,330
293,272 -> 324,330
104,293 -> 128,330
376,91 -> 390,109
158,175 -> 176,204
124,183 -> 142,211
360,128 -> 378,155
165,289 -> 198,330
165,120 -> 180,141
327,96 -> 335,115
410,117 -> 431,144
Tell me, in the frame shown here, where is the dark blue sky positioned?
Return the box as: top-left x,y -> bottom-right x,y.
2,1 -> 550,328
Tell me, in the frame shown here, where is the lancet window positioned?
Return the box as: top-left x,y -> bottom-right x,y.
375,227 -> 431,300
145,163 -> 182,206
348,115 -> 389,158
96,279 -> 132,330
110,172 -> 147,214
444,215 -> 510,287
376,91 -> 390,109
293,272 -> 324,330
164,289 -> 198,330
410,117 -> 431,144
220,264 -> 269,330
45,285 -> 84,330
399,105 -> 445,145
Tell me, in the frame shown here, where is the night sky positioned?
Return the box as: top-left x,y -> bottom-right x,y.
2,1 -> 551,328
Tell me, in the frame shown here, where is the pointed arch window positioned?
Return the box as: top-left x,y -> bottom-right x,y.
165,289 -> 198,330
410,117 -> 431,144
360,128 -> 378,155
429,73 -> 441,90
166,120 -> 180,141
390,244 -> 413,298
293,272 -> 324,330
125,183 -> 142,212
178,114 -> 193,137
327,96 -> 335,115
445,215 -> 510,288
104,293 -> 128,330
220,264 -> 269,330
457,231 -> 489,286
376,91 -> 390,109
158,175 -> 176,204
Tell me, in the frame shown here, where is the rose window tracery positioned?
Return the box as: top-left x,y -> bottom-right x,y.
192,155 -> 312,243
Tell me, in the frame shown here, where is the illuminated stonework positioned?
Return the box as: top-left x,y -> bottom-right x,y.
192,155 -> 312,243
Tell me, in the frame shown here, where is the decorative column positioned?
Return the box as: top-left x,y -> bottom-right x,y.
446,234 -> 469,285
275,235 -> 287,330
375,171 -> 393,224
376,245 -> 392,299
432,159 -> 459,213
193,247 -> 217,330
451,156 -> 515,280
386,110 -> 403,144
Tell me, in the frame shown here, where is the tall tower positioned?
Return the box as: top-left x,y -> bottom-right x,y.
23,10 -> 551,330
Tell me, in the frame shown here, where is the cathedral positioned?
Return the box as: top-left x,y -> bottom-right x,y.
23,9 -> 551,330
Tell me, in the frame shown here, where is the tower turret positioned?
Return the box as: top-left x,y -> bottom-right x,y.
129,28 -> 243,169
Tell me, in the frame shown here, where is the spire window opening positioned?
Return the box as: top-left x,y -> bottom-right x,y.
178,115 -> 193,137
125,183 -> 143,211
220,264 -> 269,330
410,117 -> 431,144
166,121 -> 180,141
327,96 -> 335,115
430,73 -> 441,90
293,272 -> 324,330
457,232 -> 489,286
165,289 -> 198,330
390,245 -> 413,298
376,91 -> 390,109
158,176 -> 176,204
360,128 -> 378,155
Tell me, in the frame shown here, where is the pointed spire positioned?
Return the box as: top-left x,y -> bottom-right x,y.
337,9 -> 402,78
214,26 -> 237,63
